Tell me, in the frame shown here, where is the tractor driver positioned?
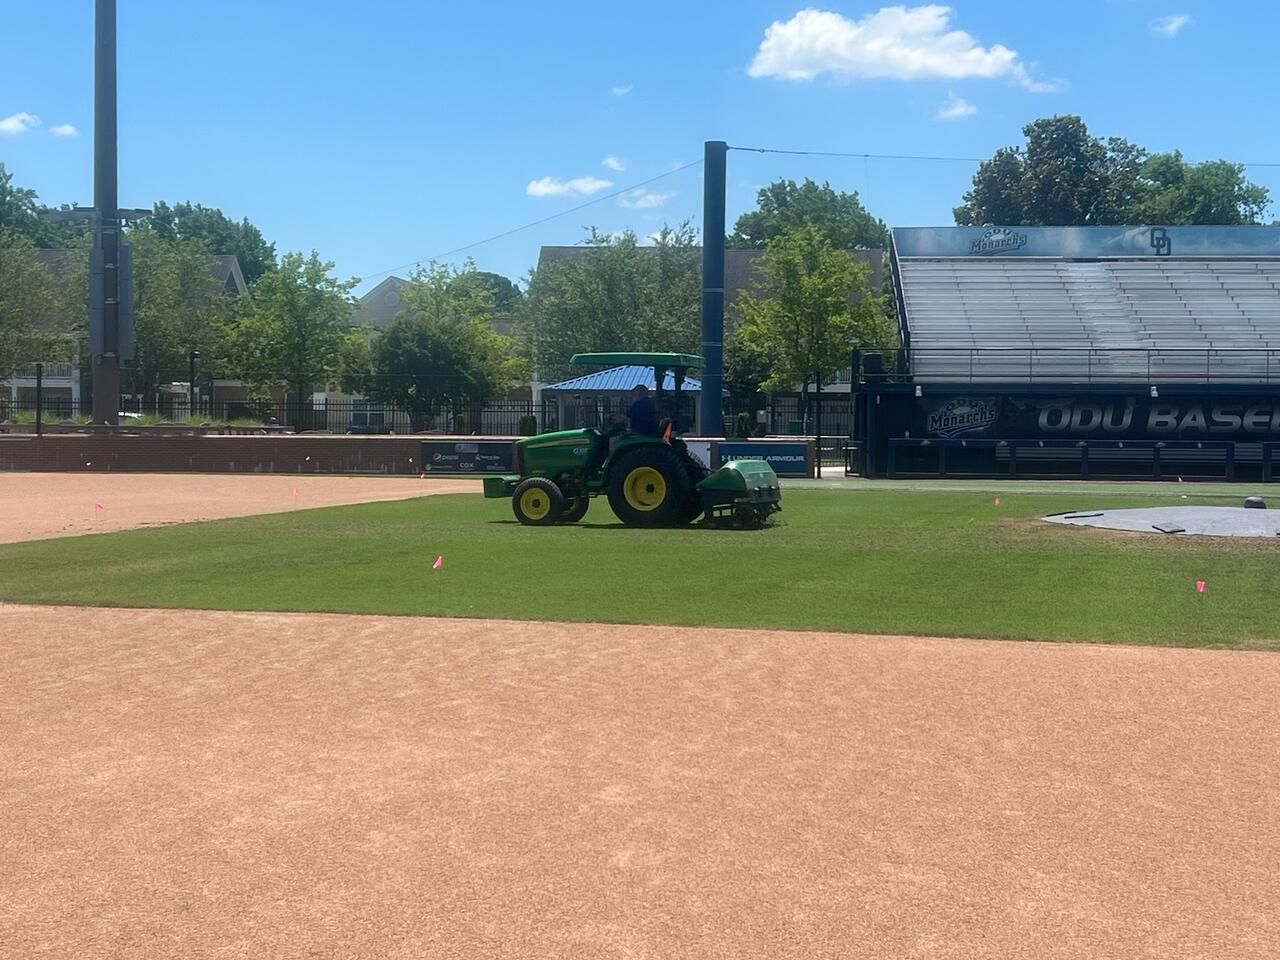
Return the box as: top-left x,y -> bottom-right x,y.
625,384 -> 659,437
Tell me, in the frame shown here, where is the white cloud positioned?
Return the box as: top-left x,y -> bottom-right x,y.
526,175 -> 613,198
602,154 -> 626,172
0,112 -> 40,135
936,90 -> 976,120
747,6 -> 1055,92
618,189 -> 674,209
50,123 -> 79,137
1150,14 -> 1191,37
611,84 -> 633,96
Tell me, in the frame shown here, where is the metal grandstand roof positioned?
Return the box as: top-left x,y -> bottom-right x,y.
544,365 -> 703,393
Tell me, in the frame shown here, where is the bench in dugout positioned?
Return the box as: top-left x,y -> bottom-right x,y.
885,438 -> 1264,480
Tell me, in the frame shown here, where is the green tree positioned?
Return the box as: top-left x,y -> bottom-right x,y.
723,330 -> 773,426
730,178 -> 888,250
146,201 -> 277,284
349,263 -> 527,431
0,164 -> 89,248
0,165 -> 40,239
1130,153 -> 1270,225
521,223 -> 700,383
448,270 -> 522,315
227,251 -> 356,422
735,224 -> 895,423
956,115 -> 1270,225
0,231 -> 68,379
126,231 -> 234,396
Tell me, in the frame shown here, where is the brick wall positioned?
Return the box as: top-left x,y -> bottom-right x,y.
0,434 -> 816,477
0,435 -> 424,474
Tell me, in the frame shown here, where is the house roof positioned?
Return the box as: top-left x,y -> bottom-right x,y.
350,275 -> 518,336
352,276 -> 409,326
544,364 -> 702,393
570,352 -> 702,369
34,249 -> 248,295
536,245 -> 883,304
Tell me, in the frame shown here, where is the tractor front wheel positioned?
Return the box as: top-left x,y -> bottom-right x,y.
513,477 -> 565,526
606,446 -> 692,527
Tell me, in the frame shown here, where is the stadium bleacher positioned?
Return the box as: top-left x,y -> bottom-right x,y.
898,257 -> 1280,384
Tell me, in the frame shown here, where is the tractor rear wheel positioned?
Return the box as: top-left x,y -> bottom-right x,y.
512,477 -> 565,526
606,446 -> 692,527
675,456 -> 709,525
559,497 -> 590,523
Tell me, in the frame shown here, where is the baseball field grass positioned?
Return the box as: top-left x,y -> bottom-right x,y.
0,487 -> 1275,646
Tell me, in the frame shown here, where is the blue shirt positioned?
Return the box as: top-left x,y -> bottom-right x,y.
627,396 -> 659,435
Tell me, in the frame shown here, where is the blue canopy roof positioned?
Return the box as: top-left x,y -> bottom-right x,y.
544,364 -> 702,393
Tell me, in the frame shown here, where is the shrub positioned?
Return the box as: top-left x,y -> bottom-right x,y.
734,411 -> 754,439
517,414 -> 538,435
248,395 -> 276,422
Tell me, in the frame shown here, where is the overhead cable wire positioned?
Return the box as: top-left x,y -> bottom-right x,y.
732,143 -> 1280,168
360,160 -> 704,281
730,145 -> 987,163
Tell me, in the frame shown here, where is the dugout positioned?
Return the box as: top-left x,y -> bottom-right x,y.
853,225 -> 1280,480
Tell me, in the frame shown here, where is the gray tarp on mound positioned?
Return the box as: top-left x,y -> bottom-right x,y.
1045,506 -> 1280,538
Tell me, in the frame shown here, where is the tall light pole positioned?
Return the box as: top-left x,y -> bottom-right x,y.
91,0 -> 119,424
699,140 -> 727,438
90,0 -> 137,424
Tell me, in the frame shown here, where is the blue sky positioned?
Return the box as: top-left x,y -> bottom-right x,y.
4,1 -> 1278,293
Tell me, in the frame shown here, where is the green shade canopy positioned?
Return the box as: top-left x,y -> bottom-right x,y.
570,352 -> 704,369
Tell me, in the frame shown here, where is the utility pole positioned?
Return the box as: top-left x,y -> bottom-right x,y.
699,140 -> 727,438
41,0 -> 142,425
91,0 -> 127,425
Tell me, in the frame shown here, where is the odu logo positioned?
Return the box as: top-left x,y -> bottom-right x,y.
927,398 -> 998,438
969,227 -> 1028,256
1149,227 -> 1173,256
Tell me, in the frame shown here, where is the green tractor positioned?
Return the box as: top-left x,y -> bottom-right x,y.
483,352 -> 781,528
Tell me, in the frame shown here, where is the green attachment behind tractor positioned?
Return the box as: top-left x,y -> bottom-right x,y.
483,350 -> 782,528
696,459 -> 783,528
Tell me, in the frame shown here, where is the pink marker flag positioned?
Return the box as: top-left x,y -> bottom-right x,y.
94,502 -> 104,511
433,555 -> 443,570
1195,579 -> 1206,594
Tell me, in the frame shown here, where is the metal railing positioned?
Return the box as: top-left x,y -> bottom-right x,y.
0,395 -> 559,435
6,363 -> 76,381
863,347 -> 1280,385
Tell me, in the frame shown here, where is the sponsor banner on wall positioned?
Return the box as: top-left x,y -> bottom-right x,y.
915,395 -> 1280,443
717,441 -> 811,477
893,225 -> 1280,260
420,440 -> 515,473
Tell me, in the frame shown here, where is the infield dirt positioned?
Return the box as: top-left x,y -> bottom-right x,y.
0,472 -> 478,543
3,604 -> 1277,959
